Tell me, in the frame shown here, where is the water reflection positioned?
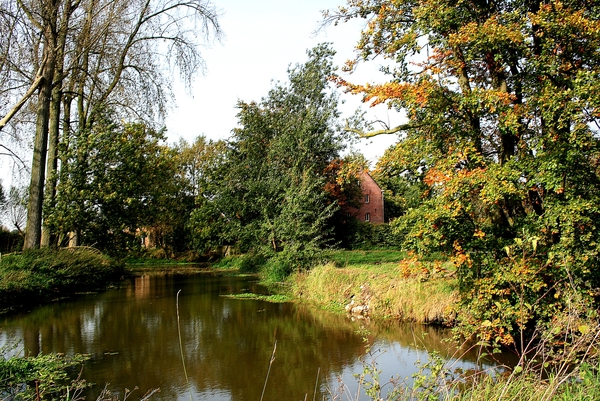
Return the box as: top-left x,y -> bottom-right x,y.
0,273 -> 497,401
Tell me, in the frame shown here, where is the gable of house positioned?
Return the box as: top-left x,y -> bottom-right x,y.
345,171 -> 385,224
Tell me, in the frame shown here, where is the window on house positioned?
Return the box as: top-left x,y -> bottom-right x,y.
365,213 -> 370,222
365,194 -> 370,203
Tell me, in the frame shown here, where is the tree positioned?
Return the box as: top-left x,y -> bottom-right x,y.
322,153 -> 369,247
0,0 -> 221,249
189,44 -> 345,268
2,185 -> 29,236
175,135 -> 227,197
372,144 -> 428,222
45,115 -> 184,254
329,0 -> 600,347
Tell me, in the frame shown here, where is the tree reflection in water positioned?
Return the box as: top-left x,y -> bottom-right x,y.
0,272 -> 499,401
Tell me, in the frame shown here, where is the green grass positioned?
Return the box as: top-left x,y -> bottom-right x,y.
322,249 -> 409,267
289,250 -> 458,323
0,248 -> 124,311
220,293 -> 292,303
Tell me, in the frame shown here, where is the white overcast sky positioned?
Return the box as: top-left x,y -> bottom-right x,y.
165,0 -> 400,164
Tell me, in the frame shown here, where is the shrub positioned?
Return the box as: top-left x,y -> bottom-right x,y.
347,222 -> 403,250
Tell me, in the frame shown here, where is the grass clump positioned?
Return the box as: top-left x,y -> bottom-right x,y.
450,363 -> 600,401
0,248 -> 124,311
221,293 -> 292,303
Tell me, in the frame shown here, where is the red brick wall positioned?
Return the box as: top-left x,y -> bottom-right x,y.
346,171 -> 384,224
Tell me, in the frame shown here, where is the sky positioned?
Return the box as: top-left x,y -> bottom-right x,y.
165,0 -> 401,164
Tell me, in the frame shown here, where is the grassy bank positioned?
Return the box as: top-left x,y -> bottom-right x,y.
289,250 -> 458,324
0,248 -> 125,312
284,250 -> 600,401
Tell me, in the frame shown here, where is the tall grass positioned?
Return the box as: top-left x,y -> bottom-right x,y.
323,321 -> 600,401
290,258 -> 458,323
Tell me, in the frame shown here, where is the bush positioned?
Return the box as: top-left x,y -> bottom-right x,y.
347,222 -> 403,250
212,252 -> 266,273
0,228 -> 22,253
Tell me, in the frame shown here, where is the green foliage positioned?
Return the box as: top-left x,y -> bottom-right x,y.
46,112 -> 191,256
0,226 -> 22,253
322,249 -> 409,267
0,248 -> 124,309
373,150 -> 428,222
0,352 -> 90,400
188,44 -> 345,272
347,222 -> 403,250
221,293 -> 291,303
212,253 -> 267,273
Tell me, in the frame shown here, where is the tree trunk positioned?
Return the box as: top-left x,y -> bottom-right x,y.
40,84 -> 61,247
23,37 -> 57,250
41,0 -> 72,247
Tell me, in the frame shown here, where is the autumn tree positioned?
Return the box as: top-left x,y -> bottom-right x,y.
329,0 -> 600,347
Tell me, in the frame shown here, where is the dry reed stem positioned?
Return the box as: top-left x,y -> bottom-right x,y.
260,340 -> 277,401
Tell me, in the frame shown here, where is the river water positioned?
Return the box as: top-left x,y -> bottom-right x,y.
0,271 -> 502,401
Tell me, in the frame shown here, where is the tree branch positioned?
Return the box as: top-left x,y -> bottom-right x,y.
0,144 -> 29,170
344,121 -> 418,138
0,53 -> 48,131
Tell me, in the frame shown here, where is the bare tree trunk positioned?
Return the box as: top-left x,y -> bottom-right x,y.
41,1 -> 73,247
40,84 -> 61,247
23,27 -> 57,250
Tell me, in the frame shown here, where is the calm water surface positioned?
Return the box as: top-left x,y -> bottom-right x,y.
0,271 -> 500,400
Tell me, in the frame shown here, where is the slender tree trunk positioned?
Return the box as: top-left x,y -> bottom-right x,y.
41,1 -> 72,247
24,40 -> 56,249
40,84 -> 61,247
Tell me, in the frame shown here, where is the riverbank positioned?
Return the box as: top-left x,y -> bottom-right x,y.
0,248 -> 124,313
287,250 -> 459,324
1,249 -> 599,400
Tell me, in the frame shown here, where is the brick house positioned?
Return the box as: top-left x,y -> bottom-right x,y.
345,171 -> 385,223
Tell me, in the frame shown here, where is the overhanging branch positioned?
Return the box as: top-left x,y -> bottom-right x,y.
344,121 -> 419,138
0,54 -> 47,132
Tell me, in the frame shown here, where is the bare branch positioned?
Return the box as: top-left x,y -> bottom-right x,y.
0,145 -> 29,172
0,53 -> 47,131
344,121 -> 419,138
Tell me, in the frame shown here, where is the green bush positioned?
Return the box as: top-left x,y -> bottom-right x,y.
0,352 -> 90,400
212,252 -> 266,273
0,228 -> 22,253
348,222 -> 403,250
